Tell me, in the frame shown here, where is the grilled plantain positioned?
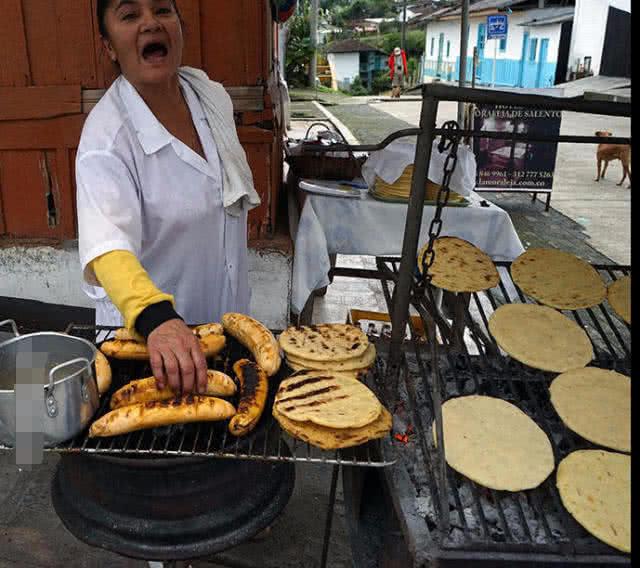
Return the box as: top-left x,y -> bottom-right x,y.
94,350 -> 112,394
191,323 -> 224,337
89,395 -> 236,437
222,313 -> 281,376
228,359 -> 269,437
100,333 -> 226,360
114,323 -> 223,342
109,370 -> 237,409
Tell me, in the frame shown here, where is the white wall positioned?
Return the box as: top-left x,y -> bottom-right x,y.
424,10 -> 564,70
0,246 -> 293,330
569,0 -> 631,77
327,52 -> 360,90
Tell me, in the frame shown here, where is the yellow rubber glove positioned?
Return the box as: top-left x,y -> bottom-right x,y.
91,250 -> 176,332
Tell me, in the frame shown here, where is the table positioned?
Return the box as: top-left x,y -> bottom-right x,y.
291,188 -> 525,316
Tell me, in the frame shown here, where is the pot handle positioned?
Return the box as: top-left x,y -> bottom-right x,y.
0,319 -> 19,337
46,357 -> 91,418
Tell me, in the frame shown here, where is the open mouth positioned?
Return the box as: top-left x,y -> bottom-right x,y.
141,41 -> 169,63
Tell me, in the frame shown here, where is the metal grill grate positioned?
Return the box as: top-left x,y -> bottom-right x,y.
377,259 -> 631,562
0,325 -> 397,467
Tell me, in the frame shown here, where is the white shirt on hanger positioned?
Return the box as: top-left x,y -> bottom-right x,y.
76,74 -> 250,327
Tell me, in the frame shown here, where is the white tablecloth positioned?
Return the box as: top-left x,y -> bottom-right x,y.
291,190 -> 525,314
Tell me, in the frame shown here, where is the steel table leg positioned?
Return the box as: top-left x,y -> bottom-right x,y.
320,464 -> 340,568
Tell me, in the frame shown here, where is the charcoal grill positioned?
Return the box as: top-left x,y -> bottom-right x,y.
40,324 -> 396,468
296,83 -> 631,566
372,258 -> 631,566
0,323 -> 398,565
376,84 -> 631,567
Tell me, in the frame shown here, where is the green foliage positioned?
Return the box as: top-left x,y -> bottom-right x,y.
331,0 -> 396,27
379,20 -> 400,34
371,69 -> 392,94
349,75 -> 370,96
363,30 -> 425,57
407,56 -> 418,77
285,0 -> 314,88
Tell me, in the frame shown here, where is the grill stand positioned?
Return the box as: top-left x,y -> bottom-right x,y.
51,452 -> 296,562
1,325 -> 396,567
297,84 -> 631,566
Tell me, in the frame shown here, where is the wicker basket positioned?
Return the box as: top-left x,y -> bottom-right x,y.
286,123 -> 365,181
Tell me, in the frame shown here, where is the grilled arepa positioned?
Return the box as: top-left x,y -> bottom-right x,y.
278,324 -> 369,362
274,370 -> 381,429
273,404 -> 392,450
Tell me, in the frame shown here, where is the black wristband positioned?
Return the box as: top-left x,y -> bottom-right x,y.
134,301 -> 183,340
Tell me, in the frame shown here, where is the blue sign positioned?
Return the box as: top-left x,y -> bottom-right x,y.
487,14 -> 508,39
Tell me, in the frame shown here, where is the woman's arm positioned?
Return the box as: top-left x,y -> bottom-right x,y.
91,249 -> 179,336
92,250 -> 208,393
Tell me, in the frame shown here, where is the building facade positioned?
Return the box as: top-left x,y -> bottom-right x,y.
567,0 -> 630,78
326,40 -> 387,91
423,3 -> 572,88
422,0 -> 630,87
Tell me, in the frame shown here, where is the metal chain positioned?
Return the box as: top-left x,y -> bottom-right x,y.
419,121 -> 462,284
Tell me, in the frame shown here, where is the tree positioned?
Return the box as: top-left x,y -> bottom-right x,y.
362,30 -> 425,58
332,0 -> 396,27
285,0 -> 314,87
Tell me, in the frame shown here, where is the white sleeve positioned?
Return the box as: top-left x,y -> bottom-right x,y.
76,150 -> 142,286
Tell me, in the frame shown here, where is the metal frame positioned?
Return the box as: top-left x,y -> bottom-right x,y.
387,85 -> 630,564
0,324 -> 396,468
376,259 -> 630,565
294,83 -> 631,564
0,323 -> 397,568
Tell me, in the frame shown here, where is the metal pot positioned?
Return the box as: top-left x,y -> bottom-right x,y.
0,319 -> 99,447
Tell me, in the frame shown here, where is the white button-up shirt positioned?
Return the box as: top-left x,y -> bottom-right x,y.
76,74 -> 250,327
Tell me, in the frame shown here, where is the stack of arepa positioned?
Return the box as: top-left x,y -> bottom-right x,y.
278,323 -> 376,376
272,370 -> 391,450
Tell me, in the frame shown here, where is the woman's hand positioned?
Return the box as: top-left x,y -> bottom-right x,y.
147,319 -> 208,394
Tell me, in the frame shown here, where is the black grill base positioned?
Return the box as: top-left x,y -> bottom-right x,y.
51,450 -> 295,561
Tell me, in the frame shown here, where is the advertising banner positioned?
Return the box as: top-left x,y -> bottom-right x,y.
472,90 -> 563,191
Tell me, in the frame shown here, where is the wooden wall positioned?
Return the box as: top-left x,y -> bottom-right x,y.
0,0 -> 282,241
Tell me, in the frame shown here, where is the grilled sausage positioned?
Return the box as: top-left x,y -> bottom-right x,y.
222,313 -> 281,376
109,370 -> 237,409
228,359 -> 269,437
100,334 -> 226,360
89,395 -> 236,437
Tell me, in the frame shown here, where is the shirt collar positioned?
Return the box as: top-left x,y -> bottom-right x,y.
118,75 -> 206,155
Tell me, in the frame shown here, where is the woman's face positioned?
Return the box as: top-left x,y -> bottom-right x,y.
102,0 -> 183,87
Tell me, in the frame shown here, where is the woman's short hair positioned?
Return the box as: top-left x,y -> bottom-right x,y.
96,0 -> 182,38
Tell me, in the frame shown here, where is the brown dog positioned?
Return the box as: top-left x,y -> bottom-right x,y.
594,130 -> 631,188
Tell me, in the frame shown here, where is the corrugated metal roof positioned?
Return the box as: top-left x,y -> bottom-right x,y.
518,6 -> 574,25
423,0 -> 530,21
325,39 -> 385,54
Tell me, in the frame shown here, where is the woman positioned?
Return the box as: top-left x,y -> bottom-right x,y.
76,0 -> 261,394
